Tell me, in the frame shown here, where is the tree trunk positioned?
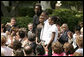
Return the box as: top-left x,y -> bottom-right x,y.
10,1 -> 19,17
1,1 -> 10,17
1,1 -> 19,17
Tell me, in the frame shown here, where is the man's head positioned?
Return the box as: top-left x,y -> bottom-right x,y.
40,11 -> 49,20
39,16 -> 45,23
61,23 -> 68,31
10,17 -> 16,26
34,4 -> 42,15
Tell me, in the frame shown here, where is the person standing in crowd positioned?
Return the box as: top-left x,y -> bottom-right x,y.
41,16 -> 59,56
40,11 -> 49,21
32,3 -> 43,33
36,16 -> 45,44
58,23 -> 70,44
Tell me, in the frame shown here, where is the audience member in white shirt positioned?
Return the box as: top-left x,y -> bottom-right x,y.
1,35 -> 13,56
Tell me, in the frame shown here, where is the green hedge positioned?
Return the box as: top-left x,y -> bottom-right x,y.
18,7 -> 34,17
1,8 -> 83,32
50,8 -> 83,32
1,16 -> 33,29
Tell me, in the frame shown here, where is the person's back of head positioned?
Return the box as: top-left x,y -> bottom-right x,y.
35,44 -> 45,56
34,3 -> 42,16
24,45 -> 33,56
52,41 -> 64,54
13,49 -> 24,56
63,42 -> 74,55
28,33 -> 36,42
19,29 -> 26,39
13,40 -> 22,50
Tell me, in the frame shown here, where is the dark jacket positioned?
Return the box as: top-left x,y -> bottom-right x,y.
32,15 -> 40,33
59,30 -> 70,44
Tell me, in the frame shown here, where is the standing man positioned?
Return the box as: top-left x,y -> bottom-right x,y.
40,16 -> 59,56
32,3 -> 42,33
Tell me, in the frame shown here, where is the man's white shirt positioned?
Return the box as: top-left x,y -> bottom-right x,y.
40,19 -> 58,45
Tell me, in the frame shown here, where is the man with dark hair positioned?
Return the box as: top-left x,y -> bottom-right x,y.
32,3 -> 43,33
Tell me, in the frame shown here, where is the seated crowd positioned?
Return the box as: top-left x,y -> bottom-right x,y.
1,11 -> 83,56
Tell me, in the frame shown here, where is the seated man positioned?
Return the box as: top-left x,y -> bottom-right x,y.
5,17 -> 17,32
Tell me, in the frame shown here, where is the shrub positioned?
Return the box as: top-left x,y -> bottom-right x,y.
1,16 -> 33,29
18,7 -> 34,17
50,8 -> 83,32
